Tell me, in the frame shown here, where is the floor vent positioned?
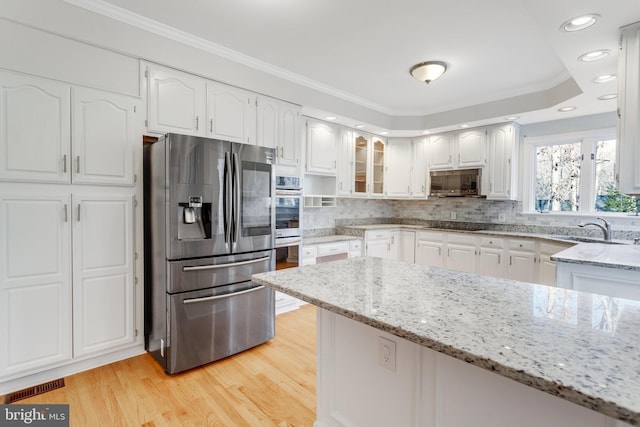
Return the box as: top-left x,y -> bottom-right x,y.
2,378 -> 65,403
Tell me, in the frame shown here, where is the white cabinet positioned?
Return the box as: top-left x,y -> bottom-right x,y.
537,241 -> 573,286
0,193 -> 72,377
446,234 -> 476,273
0,191 -> 135,377
300,245 -> 317,266
477,237 -> 505,278
556,262 -> 640,301
0,71 -> 70,183
385,138 -> 412,198
0,71 -> 138,186
365,230 -> 394,259
486,123 -> 519,200
455,127 -> 487,168
72,194 -> 134,357
353,133 -> 370,197
428,133 -> 455,170
256,96 -> 301,174
336,127 -> 354,196
206,82 -> 256,144
391,230 -> 415,263
415,231 -> 446,268
410,137 -> 429,198
306,120 -> 337,175
349,240 -> 363,258
147,64 -> 206,136
617,22 -> 640,195
370,137 -> 386,197
506,239 -> 536,282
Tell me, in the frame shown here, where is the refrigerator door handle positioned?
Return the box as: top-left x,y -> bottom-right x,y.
224,152 -> 232,245
232,152 -> 240,245
182,256 -> 270,272
182,285 -> 265,304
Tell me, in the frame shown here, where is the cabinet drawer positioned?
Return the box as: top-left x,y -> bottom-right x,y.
478,237 -> 505,248
366,230 -> 391,240
447,233 -> 476,245
415,231 -> 445,243
317,242 -> 349,257
349,240 -> 362,251
508,239 -> 535,251
301,246 -> 317,258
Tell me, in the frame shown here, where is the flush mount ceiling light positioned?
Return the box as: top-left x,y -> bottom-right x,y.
325,116 -> 337,121
593,74 -> 616,83
505,115 -> 520,121
560,14 -> 599,32
578,50 -> 610,62
410,61 -> 447,84
354,124 -> 365,129
558,106 -> 577,112
598,94 -> 617,100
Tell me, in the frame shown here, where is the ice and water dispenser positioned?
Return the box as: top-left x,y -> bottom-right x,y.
177,196 -> 212,240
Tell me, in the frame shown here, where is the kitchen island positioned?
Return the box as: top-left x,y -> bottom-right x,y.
252,257 -> 640,427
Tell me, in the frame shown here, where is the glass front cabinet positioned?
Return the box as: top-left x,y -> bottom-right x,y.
352,133 -> 385,197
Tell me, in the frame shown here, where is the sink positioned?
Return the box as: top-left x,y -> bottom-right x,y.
548,235 -> 628,245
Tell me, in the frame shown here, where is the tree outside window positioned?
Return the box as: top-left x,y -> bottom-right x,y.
535,143 -> 581,212
595,139 -> 638,213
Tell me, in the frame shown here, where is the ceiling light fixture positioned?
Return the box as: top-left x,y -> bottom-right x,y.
354,124 -> 365,129
578,50 -> 610,62
422,130 -> 431,135
460,124 -> 470,128
560,14 -> 599,32
598,94 -> 617,100
410,61 -> 447,84
558,106 -> 576,112
325,116 -> 337,121
505,115 -> 519,121
593,74 -> 616,83
380,131 -> 389,135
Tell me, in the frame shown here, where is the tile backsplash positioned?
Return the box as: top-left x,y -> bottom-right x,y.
303,197 -> 640,240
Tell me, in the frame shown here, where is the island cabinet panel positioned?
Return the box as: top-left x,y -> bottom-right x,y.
316,309 -> 632,427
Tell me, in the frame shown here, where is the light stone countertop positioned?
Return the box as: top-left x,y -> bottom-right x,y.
252,257 -> 640,425
551,243 -> 640,271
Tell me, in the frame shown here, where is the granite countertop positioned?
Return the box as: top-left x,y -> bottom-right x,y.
303,235 -> 361,245
551,243 -> 640,271
253,257 -> 640,425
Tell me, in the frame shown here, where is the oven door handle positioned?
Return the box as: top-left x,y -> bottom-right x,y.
182,256 -> 270,272
182,285 -> 266,304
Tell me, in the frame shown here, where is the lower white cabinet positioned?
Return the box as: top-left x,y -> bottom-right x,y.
392,230 -> 415,263
556,262 -> 640,301
477,237 -> 505,278
415,231 -> 445,268
0,191 -> 135,378
506,239 -> 536,282
446,234 -> 476,273
538,242 -> 572,286
365,230 -> 395,259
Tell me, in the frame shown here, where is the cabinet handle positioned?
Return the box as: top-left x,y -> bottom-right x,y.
77,204 -> 81,222
195,116 -> 199,130
64,204 -> 68,222
210,118 -> 213,133
438,247 -> 441,256
422,185 -> 425,193
280,147 -> 284,157
76,156 -> 80,174
447,248 -> 450,257
498,254 -> 501,264
509,255 -> 512,266
63,155 -> 67,173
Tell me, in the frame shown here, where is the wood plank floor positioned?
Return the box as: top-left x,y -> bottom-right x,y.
15,305 -> 317,427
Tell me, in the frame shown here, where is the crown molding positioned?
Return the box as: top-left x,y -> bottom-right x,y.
63,0 -> 391,114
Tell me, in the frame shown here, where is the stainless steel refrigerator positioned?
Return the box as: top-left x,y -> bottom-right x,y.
144,133 -> 276,374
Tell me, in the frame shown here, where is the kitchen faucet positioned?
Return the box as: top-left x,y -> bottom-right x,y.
577,217 -> 612,242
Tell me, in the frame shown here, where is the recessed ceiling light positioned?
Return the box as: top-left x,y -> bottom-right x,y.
560,14 -> 599,32
354,124 -> 365,129
380,131 -> 389,135
422,130 -> 431,135
593,74 -> 616,83
325,116 -> 337,121
505,116 -> 519,121
460,124 -> 470,128
598,94 -> 617,100
558,106 -> 577,112
578,50 -> 610,62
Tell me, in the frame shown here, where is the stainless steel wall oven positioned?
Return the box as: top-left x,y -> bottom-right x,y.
274,176 -> 302,270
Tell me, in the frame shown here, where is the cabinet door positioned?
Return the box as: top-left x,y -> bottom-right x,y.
385,139 -> 412,198
206,82 -> 256,144
365,239 -> 392,259
487,124 -> 518,200
537,241 -> 571,286
337,128 -> 354,196
411,137 -> 428,198
72,194 -> 134,357
147,65 -> 206,135
306,120 -> 337,174
507,250 -> 536,282
393,230 -> 415,263
456,128 -> 486,167
353,134 -> 369,196
428,133 -> 454,170
371,137 -> 386,196
256,95 -> 278,149
278,102 -> 301,169
0,71 -> 71,183
0,193 -> 72,376
447,243 -> 476,273
415,232 -> 445,268
72,87 -> 137,186
477,248 -> 504,278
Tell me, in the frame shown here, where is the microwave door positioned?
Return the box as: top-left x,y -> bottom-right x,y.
231,143 -> 275,254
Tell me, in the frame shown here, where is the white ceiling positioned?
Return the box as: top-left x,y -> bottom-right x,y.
87,0 -> 640,134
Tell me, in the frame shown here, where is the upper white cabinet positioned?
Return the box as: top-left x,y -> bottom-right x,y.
486,123 -> 519,200
370,136 -> 386,197
147,65 -> 206,136
0,71 -> 138,186
257,96 -> 301,175
336,127 -> 354,196
306,119 -> 337,175
617,22 -> 640,195
385,138 -> 412,198
428,128 -> 486,171
410,137 -> 429,198
353,133 -> 370,196
206,82 -> 256,144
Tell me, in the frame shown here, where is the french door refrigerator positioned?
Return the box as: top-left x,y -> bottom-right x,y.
144,133 -> 276,374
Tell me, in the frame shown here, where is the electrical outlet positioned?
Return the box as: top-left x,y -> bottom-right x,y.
450,212 -> 457,220
378,336 -> 397,371
498,212 -> 506,222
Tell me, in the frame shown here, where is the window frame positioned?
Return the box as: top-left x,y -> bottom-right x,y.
522,127 -> 617,215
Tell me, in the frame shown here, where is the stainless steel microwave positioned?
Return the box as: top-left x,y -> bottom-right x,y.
429,168 -> 481,197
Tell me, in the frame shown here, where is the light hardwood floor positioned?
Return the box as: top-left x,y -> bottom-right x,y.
16,305 -> 317,427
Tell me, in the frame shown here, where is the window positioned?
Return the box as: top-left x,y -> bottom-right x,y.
524,129 -> 638,214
